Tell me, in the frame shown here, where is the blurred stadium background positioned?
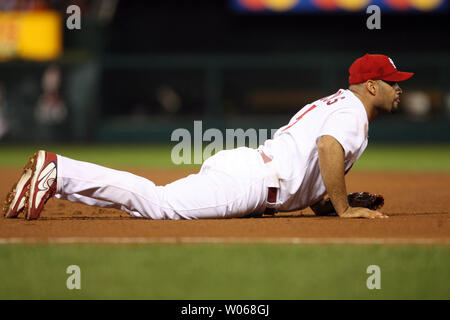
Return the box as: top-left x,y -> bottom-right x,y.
0,0 -> 448,145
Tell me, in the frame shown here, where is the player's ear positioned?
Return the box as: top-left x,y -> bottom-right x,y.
366,80 -> 377,96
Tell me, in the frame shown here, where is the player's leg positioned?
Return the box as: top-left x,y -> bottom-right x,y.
12,148 -> 270,219
60,193 -> 144,218
54,154 -> 179,219
0,152 -> 159,219
55,147 -> 268,219
172,147 -> 269,219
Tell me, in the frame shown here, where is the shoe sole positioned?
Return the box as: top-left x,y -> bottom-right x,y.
2,156 -> 35,218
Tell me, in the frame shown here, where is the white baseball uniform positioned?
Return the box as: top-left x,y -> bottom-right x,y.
55,89 -> 368,219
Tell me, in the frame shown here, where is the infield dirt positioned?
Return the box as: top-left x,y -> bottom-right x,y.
1,168 -> 449,243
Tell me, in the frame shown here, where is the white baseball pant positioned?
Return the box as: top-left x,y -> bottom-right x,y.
55,147 -> 279,219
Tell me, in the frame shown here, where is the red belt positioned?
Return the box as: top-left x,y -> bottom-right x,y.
260,151 -> 278,215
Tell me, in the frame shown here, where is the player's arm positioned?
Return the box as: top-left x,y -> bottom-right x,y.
317,135 -> 387,219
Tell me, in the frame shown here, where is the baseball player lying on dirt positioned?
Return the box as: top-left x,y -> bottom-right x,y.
3,54 -> 413,221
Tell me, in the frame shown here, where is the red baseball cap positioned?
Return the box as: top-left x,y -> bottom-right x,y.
349,54 -> 414,85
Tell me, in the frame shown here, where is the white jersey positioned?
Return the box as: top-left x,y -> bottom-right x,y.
258,89 -> 369,211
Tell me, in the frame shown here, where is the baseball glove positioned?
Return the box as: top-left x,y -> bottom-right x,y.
317,192 -> 384,216
347,192 -> 384,210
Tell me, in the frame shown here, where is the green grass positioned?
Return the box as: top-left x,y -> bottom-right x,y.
353,144 -> 450,171
0,144 -> 180,168
0,244 -> 449,300
0,143 -> 449,171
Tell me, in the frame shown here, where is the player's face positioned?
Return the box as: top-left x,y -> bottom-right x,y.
378,80 -> 402,113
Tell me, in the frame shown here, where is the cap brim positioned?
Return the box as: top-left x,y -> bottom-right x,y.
382,71 -> 414,82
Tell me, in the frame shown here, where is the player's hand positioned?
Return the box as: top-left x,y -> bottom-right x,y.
339,206 -> 388,219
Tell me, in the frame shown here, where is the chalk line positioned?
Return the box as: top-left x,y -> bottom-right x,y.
0,237 -> 448,245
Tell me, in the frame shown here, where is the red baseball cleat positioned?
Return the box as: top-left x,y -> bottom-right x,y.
24,150 -> 58,220
2,155 -> 35,218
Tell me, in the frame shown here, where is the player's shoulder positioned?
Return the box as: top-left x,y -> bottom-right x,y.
318,89 -> 364,112
312,90 -> 367,127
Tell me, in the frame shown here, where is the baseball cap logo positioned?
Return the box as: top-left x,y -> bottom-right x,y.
388,57 -> 397,69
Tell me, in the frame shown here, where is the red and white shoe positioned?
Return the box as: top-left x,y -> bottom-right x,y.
2,155 -> 35,218
24,150 -> 58,220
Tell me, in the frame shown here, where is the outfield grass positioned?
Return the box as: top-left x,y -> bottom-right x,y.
0,244 -> 449,300
0,143 -> 449,171
0,144 -> 180,168
353,144 -> 450,171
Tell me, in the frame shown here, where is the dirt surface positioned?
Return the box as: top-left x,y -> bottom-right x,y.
1,168 -> 449,243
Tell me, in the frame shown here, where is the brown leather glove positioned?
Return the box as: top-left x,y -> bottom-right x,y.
317,192 -> 385,216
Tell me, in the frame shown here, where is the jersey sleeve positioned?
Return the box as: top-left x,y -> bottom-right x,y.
317,109 -> 366,159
